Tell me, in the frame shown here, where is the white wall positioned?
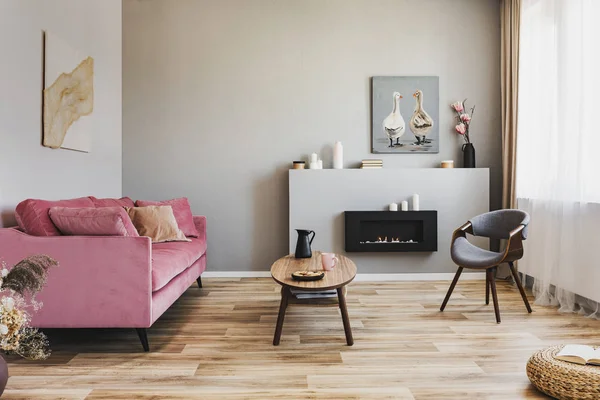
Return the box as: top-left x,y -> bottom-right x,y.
0,0 -> 123,226
123,0 -> 501,271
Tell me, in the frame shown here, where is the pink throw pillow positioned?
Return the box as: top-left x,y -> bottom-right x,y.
135,197 -> 198,237
89,196 -> 135,208
15,197 -> 95,236
48,207 -> 139,237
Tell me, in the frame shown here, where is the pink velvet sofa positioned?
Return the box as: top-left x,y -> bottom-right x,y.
0,197 -> 207,352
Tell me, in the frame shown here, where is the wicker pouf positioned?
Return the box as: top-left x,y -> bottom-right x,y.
527,345 -> 600,400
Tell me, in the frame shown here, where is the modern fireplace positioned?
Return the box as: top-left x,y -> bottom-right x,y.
344,211 -> 437,252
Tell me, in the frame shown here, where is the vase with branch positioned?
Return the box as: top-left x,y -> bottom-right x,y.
0,255 -> 58,395
451,99 -> 476,168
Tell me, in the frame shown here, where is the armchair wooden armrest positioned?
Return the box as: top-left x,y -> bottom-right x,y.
502,224 -> 525,262
451,221 -> 473,245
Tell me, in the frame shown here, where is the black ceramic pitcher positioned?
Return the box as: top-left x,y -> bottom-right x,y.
294,229 -> 315,258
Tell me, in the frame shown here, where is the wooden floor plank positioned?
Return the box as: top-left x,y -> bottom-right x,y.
2,278 -> 586,399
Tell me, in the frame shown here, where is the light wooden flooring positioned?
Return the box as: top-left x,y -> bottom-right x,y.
4,277 -> 599,399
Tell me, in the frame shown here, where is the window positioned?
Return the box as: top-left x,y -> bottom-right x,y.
517,0 -> 600,203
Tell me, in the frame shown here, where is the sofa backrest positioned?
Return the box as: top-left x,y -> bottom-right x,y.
15,196 -> 134,236
89,196 -> 134,208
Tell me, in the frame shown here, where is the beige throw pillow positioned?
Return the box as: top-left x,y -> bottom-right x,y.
126,206 -> 191,243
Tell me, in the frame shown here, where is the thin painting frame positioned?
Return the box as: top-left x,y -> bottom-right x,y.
371,76 -> 439,154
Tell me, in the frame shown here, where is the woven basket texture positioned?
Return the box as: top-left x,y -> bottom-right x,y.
527,345 -> 600,400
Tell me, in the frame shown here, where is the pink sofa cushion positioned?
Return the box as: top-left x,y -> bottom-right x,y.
15,197 -> 95,236
89,196 -> 135,208
135,198 -> 198,237
151,236 -> 207,291
151,256 -> 206,324
49,207 -> 139,237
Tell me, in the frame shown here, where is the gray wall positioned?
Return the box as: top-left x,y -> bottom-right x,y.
289,169 -> 489,273
0,0 -> 123,227
123,0 -> 501,271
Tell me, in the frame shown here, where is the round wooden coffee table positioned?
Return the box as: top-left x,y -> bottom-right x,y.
270,251 -> 357,346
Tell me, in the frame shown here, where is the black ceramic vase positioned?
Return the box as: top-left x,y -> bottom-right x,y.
462,143 -> 476,168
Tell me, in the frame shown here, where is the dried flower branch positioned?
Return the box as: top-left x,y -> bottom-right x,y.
0,255 -> 57,360
1,255 -> 58,298
13,328 -> 51,360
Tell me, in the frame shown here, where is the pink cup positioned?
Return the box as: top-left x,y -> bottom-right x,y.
321,253 -> 338,271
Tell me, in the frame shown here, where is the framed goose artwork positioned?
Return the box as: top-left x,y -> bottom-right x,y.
371,76 -> 439,154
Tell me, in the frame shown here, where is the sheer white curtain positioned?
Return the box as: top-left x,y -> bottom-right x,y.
517,0 -> 600,317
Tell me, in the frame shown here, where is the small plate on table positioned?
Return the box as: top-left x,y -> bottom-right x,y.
291,270 -> 325,281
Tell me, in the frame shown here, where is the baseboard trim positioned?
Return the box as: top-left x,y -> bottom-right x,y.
202,271 -> 485,281
353,273 -> 485,281
203,271 -> 272,278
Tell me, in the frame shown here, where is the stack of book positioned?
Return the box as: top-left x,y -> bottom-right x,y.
361,159 -> 383,169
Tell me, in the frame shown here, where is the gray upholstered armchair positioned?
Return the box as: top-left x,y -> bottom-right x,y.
440,209 -> 532,323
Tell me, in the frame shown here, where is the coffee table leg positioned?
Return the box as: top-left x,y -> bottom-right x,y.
337,287 -> 354,346
273,286 -> 290,345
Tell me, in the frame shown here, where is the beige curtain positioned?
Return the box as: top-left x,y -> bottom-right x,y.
500,0 -> 521,210
498,0 -> 521,279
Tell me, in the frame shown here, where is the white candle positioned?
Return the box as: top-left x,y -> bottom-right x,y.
309,162 -> 318,169
401,201 -> 408,211
317,159 -> 323,169
310,153 -> 318,164
333,141 -> 343,169
389,203 -> 398,211
412,194 -> 420,211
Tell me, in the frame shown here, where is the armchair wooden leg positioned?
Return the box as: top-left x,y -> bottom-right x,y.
136,328 -> 150,352
487,268 -> 501,323
485,273 -> 490,305
440,267 -> 463,311
196,276 -> 202,288
509,262 -> 532,313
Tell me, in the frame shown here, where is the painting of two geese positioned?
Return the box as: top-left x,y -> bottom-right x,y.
371,76 -> 439,153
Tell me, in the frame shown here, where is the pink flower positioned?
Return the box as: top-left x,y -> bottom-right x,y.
460,113 -> 471,123
451,101 -> 464,113
455,123 -> 466,135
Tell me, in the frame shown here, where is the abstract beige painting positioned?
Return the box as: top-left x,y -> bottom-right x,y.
42,31 -> 94,152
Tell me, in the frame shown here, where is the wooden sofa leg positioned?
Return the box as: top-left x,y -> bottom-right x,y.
136,328 -> 149,352
196,276 -> 203,288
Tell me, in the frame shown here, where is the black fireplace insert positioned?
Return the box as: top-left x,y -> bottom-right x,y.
344,211 -> 437,252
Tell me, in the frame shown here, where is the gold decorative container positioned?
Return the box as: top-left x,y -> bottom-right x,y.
292,161 -> 306,170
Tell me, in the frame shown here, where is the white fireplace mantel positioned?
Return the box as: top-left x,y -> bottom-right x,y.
289,168 -> 490,274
